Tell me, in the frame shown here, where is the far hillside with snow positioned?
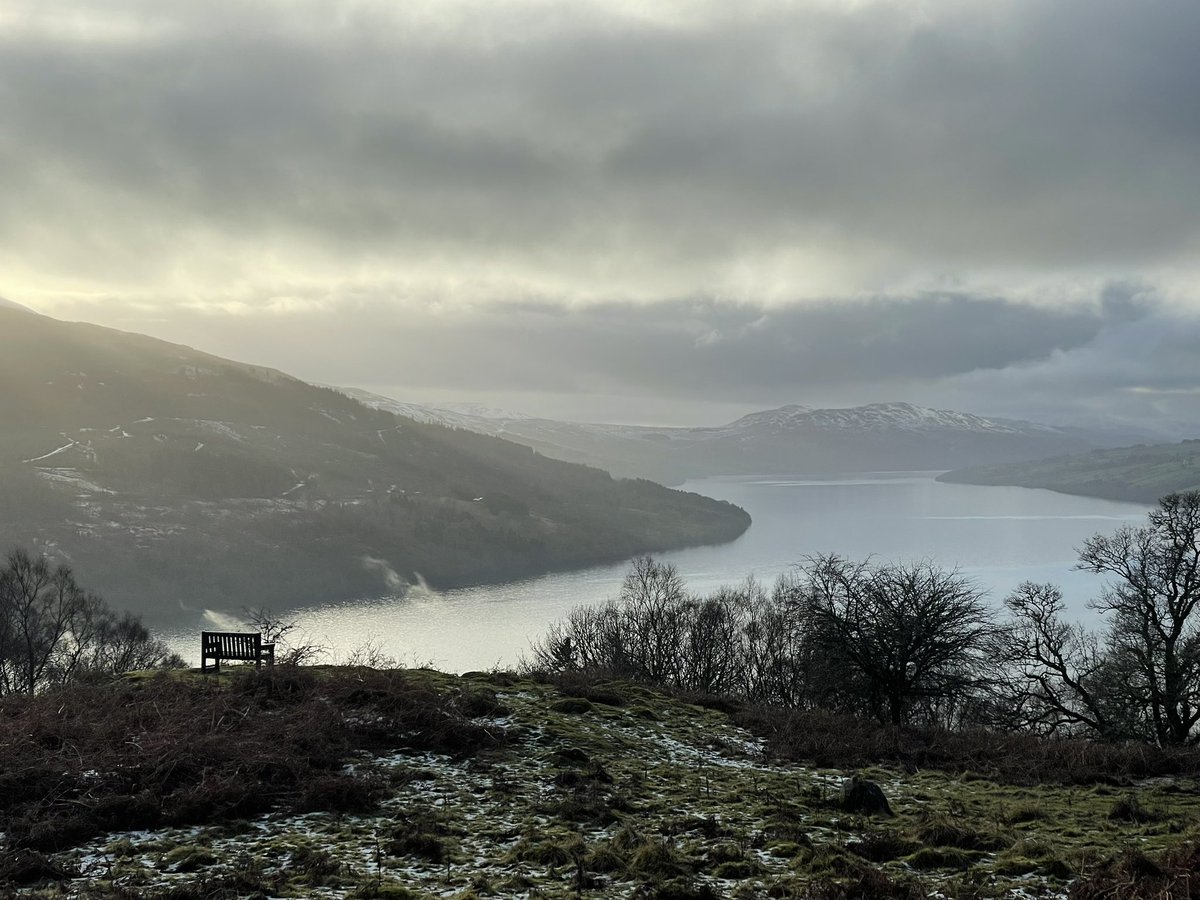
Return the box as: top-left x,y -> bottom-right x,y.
714,401 -> 1055,436
334,390 -> 1127,484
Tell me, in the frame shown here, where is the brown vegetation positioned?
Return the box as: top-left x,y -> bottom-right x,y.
0,667 -> 506,859
735,703 -> 1200,785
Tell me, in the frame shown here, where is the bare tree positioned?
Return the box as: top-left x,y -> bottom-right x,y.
1076,491 -> 1200,745
738,580 -> 809,706
0,549 -> 85,694
1003,581 -> 1117,737
242,606 -> 327,665
0,547 -> 181,693
618,556 -> 690,683
680,584 -> 748,696
86,612 -> 186,676
794,555 -> 997,726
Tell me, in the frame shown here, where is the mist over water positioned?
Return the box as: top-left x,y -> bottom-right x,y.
165,473 -> 1149,672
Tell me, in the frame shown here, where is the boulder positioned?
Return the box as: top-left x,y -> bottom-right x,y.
840,774 -> 893,816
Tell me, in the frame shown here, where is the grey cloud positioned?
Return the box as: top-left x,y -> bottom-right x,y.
2,0 -> 1200,293
943,307 -> 1200,426
38,282 -> 1200,432
62,288 -> 1154,401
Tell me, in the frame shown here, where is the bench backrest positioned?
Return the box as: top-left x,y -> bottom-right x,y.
202,631 -> 263,659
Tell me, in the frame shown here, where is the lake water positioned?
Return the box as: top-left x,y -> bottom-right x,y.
165,473 -> 1150,672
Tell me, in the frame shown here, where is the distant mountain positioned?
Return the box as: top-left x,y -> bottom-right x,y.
0,308 -> 749,623
938,440 -> 1200,502
332,388 -> 528,432
344,393 -> 1108,483
675,401 -> 1101,477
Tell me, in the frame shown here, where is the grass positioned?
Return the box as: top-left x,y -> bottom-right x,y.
7,667 -> 1200,898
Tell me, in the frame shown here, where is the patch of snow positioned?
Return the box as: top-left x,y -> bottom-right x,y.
23,441 -> 78,463
37,468 -> 113,495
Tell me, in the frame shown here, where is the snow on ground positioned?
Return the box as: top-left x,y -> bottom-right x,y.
28,678 -> 1091,900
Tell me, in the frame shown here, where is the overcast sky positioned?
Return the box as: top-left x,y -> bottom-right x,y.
3,0 -> 1199,427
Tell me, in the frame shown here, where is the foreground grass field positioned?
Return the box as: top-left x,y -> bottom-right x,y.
3,667 -> 1200,899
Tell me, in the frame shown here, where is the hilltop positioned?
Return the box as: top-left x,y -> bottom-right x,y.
0,308 -> 749,624
938,440 -> 1200,503
6,666 -> 1200,899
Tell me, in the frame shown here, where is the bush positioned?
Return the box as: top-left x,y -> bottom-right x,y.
735,703 -> 1200,785
1071,845 -> 1200,900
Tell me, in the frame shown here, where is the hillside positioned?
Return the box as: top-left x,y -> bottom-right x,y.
7,666 -> 1200,899
938,440 -> 1200,502
345,391 -> 1107,483
0,308 -> 749,624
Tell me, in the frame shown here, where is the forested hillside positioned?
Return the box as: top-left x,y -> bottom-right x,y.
938,440 -> 1200,502
0,308 -> 749,623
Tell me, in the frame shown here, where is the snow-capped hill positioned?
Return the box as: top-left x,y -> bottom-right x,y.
329,388 -> 506,433
687,400 -> 1096,474
324,387 -> 1126,483
720,404 -> 813,432
718,401 -> 1062,437
433,401 -> 533,421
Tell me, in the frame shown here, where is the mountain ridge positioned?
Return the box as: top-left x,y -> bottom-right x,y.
342,391 -> 1122,483
0,295 -> 33,313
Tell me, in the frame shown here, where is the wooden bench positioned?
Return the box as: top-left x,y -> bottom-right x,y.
201,631 -> 276,672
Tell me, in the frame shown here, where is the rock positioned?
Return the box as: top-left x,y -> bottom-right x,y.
840,774 -> 893,816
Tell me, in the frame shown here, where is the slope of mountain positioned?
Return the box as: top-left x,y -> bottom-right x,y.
0,295 -> 32,312
336,388 -> 691,483
344,392 -> 1105,483
937,440 -> 1200,502
0,308 -> 750,623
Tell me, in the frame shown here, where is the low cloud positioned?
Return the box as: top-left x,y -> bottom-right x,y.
41,283 -> 1200,432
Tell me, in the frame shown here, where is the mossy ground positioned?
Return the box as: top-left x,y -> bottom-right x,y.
15,668 -> 1200,898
